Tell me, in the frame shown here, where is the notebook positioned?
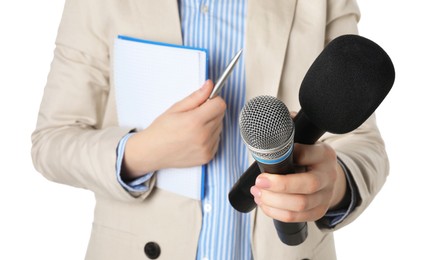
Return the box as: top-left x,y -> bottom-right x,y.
114,35 -> 208,200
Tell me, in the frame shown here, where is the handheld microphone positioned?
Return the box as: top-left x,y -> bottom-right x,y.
294,34 -> 395,142
229,34 -> 395,243
239,95 -> 307,246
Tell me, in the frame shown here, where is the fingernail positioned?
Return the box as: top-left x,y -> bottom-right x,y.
200,80 -> 210,91
255,176 -> 271,189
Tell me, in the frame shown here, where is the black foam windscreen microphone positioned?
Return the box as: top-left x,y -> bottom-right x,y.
239,95 -> 307,246
295,34 -> 395,143
229,34 -> 395,240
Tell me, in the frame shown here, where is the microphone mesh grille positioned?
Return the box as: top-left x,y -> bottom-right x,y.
239,96 -> 294,160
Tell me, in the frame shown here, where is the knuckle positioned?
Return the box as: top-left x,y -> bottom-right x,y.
261,206 -> 297,223
323,144 -> 337,161
200,143 -> 217,164
220,101 -> 227,112
198,150 -> 212,164
197,131 -> 209,145
294,195 -> 309,211
278,180 -> 288,192
308,176 -> 321,193
215,97 -> 227,111
313,206 -> 328,221
281,211 -> 296,223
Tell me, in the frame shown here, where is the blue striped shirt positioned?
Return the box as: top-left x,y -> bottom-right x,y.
179,1 -> 250,259
116,1 -> 251,259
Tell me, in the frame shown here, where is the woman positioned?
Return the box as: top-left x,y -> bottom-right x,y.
32,0 -> 388,259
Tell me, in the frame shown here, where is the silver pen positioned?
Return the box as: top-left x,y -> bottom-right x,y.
209,49 -> 243,99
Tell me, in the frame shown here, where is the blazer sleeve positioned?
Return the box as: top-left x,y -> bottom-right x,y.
320,0 -> 389,230
31,0 -> 154,202
325,0 -> 361,42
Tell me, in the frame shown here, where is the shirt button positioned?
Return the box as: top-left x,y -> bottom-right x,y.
204,203 -> 212,213
202,257 -> 209,260
201,4 -> 209,14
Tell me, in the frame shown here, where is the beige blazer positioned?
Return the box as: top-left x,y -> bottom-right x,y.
32,0 -> 389,259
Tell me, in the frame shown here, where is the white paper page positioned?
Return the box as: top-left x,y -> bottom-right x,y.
114,36 -> 207,200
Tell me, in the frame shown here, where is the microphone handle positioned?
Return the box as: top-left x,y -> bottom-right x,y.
229,109 -> 327,245
229,109 -> 326,212
293,110 -> 325,144
255,154 -> 308,246
228,162 -> 261,213
257,153 -> 308,246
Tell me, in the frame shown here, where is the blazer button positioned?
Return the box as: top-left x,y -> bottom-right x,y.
144,242 -> 161,259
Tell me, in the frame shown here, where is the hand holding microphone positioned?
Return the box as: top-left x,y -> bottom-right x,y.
230,34 -> 395,245
252,141 -> 348,222
238,96 -> 308,245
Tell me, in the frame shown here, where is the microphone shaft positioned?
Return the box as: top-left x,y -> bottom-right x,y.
255,149 -> 308,246
293,110 -> 325,144
228,162 -> 260,213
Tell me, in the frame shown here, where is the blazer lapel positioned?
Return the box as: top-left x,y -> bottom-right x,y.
133,0 -> 183,45
245,0 -> 298,100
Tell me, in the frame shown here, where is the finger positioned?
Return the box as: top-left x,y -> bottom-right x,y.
202,118 -> 223,143
204,109 -> 225,132
209,131 -> 221,157
199,123 -> 222,163
196,96 -> 227,123
255,172 -> 326,195
253,187 -> 329,212
209,117 -> 224,137
259,203 -> 329,223
169,80 -> 214,112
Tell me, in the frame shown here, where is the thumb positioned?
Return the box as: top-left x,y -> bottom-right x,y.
169,80 -> 214,112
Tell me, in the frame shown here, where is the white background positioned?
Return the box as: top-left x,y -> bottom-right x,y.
0,1 -> 420,259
